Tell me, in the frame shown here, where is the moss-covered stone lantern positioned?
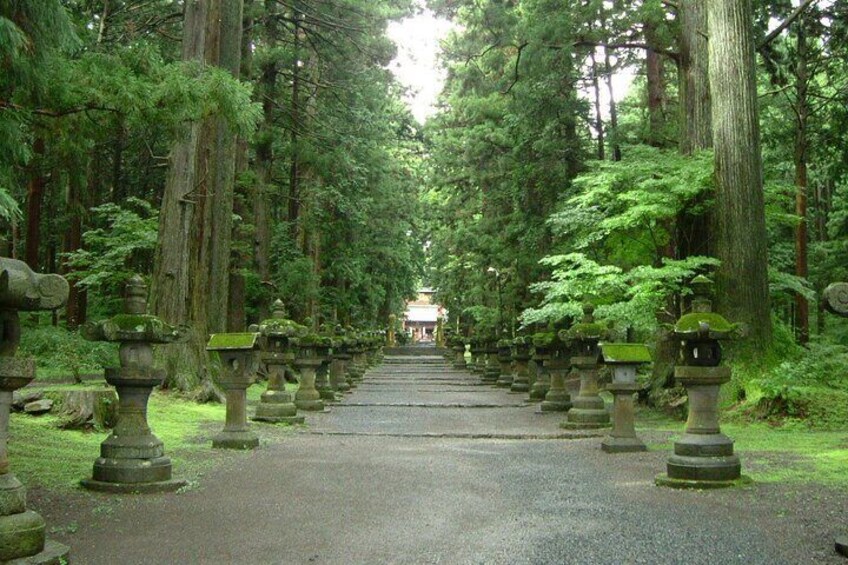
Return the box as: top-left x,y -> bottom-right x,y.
345,330 -> 367,385
561,304 -> 610,429
656,275 -> 747,488
468,336 -> 484,375
252,300 -> 306,425
0,257 -> 70,562
314,324 -> 337,403
496,337 -> 514,388
481,333 -> 500,384
529,327 -> 553,402
823,281 -> 848,555
82,275 -> 189,492
207,332 -> 261,449
330,326 -> 353,393
541,323 -> 572,413
387,314 -> 397,347
293,329 -> 330,412
447,332 -> 466,370
509,336 -> 532,393
599,343 -> 650,453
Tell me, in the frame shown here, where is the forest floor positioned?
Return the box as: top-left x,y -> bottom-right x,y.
14,354 -> 848,564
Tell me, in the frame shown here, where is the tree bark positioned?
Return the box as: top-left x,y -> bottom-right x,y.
793,14 -> 809,344
644,22 -> 664,149
24,138 -> 46,270
589,50 -> 605,160
679,0 -> 712,155
151,0 -> 244,389
252,0 -> 278,321
708,0 -> 772,352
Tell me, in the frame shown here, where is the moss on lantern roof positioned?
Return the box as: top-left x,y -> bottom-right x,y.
83,314 -> 185,343
599,343 -> 652,364
565,321 -> 605,340
674,312 -> 738,338
206,332 -> 259,351
512,335 -> 531,346
301,331 -> 337,348
532,331 -> 556,348
258,317 -> 308,338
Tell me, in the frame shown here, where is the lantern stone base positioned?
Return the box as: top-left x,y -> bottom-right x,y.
835,536 -> 848,557
509,378 -> 529,393
528,381 -> 548,401
0,472 -> 68,564
212,430 -> 259,450
5,539 -> 70,565
81,477 -> 187,494
601,436 -> 646,453
561,395 -> 610,429
654,473 -> 752,490
540,389 -> 571,412
317,387 -> 339,402
496,372 -> 512,388
482,368 -> 500,384
253,390 -> 304,424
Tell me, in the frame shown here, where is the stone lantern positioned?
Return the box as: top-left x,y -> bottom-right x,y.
330,326 -> 353,394
252,300 -> 306,425
528,327 -> 553,402
293,330 -> 328,412
387,314 -> 397,347
206,332 -> 261,449
313,326 -> 337,403
541,326 -> 572,413
561,304 -> 610,429
656,275 -> 746,488
509,336 -> 532,393
482,334 -> 500,385
468,336 -> 484,375
599,343 -> 651,453
823,281 -> 848,555
0,258 -> 70,562
345,330 -> 366,385
496,337 -> 514,388
81,275 -> 189,492
448,332 -> 466,370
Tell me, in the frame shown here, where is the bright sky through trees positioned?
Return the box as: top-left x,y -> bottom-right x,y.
387,7 -> 452,123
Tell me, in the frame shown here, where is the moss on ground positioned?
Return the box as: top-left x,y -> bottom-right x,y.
7,383 -> 297,492
637,408 -> 848,486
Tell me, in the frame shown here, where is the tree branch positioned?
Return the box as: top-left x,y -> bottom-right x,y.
759,0 -> 817,49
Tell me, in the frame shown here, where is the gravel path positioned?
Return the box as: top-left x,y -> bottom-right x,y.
39,353 -> 848,564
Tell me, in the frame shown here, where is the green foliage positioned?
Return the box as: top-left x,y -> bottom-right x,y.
63,197 -> 158,297
17,324 -> 118,380
523,253 -> 719,334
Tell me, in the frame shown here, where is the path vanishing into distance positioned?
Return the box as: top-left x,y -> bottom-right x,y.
53,348 -> 847,564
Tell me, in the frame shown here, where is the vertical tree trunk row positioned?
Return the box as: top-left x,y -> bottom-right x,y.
708,0 -> 772,352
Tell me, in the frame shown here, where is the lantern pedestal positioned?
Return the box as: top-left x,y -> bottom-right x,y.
540,357 -> 571,412
294,357 -> 326,412
452,345 -> 467,370
601,383 -> 645,453
0,360 -> 71,563
82,366 -> 186,492
561,356 -> 609,429
510,343 -> 531,393
482,347 -> 500,384
208,334 -> 260,450
656,366 -> 746,488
